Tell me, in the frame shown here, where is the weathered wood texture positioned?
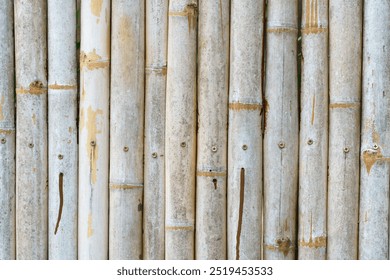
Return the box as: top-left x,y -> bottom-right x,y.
15,0 -> 48,260
263,0 -> 299,260
78,0 -> 110,260
0,0 -> 15,260
228,0 -> 263,260
359,0 -> 390,260
328,0 -> 362,260
110,0 -> 145,260
298,0 -> 329,260
165,0 -> 198,260
196,0 -> 230,260
48,0 -> 78,260
144,0 -> 168,260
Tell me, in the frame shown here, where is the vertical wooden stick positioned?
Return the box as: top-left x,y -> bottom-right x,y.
79,0 -> 110,259
144,0 -> 168,260
228,0 -> 263,260
327,0 -> 362,260
0,0 -> 15,260
263,0 -> 299,260
165,0 -> 198,260
15,0 -> 48,260
48,0 -> 78,260
298,0 -> 329,260
196,0 -> 229,260
109,0 -> 145,260
359,0 -> 390,260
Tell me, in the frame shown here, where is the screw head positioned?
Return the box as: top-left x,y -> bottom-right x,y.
28,143 -> 34,148
123,146 -> 129,152
180,142 -> 186,147
0,138 -> 6,144
90,141 -> 96,146
58,154 -> 63,160
307,139 -> 314,145
152,152 -> 158,158
373,144 -> 379,150
278,142 -> 285,149
211,146 -> 218,152
242,144 -> 248,150
343,147 -> 349,153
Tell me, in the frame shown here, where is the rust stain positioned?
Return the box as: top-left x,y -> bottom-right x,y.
361,149 -> 390,174
80,49 -> 109,70
48,83 -> 77,90
54,173 -> 64,235
372,130 -> 380,144
236,168 -> 245,260
299,236 -> 326,248
267,27 -> 298,33
90,0 -> 103,17
32,114 -> 36,125
86,106 -> 103,185
87,213 -> 93,237
0,129 -> 14,135
303,0 -> 325,34
284,218 -> 289,232
165,226 -> 194,231
110,184 -> 144,190
197,171 -> 226,177
0,95 -> 4,121
311,95 -> 316,125
169,4 -> 198,32
16,81 -> 47,95
329,102 -> 360,109
229,102 -> 262,111
265,238 -> 293,257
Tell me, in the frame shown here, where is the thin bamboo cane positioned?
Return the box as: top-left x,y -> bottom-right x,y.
165,0 -> 198,260
298,0 -> 328,260
0,0 -> 15,260
327,0 -> 362,260
228,0 -> 263,260
196,0 -> 229,260
144,0 -> 168,260
48,0 -> 78,260
15,0 -> 48,260
109,0 -> 144,260
359,0 -> 390,260
78,0 -> 110,259
263,0 -> 299,260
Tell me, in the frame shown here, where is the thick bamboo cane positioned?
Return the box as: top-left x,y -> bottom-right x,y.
298,0 -> 328,260
263,0 -> 299,260
109,0 -> 144,260
196,0 -> 229,260
79,0 -> 110,259
48,0 -> 78,260
359,0 -> 390,260
165,0 -> 198,260
15,0 -> 48,260
0,0 -> 15,260
228,0 -> 263,260
144,0 -> 168,260
327,0 -> 362,260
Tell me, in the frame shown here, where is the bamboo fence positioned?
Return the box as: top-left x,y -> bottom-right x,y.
1,0 -> 390,260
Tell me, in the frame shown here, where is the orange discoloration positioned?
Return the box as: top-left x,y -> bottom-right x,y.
32,114 -> 36,125
311,95 -> 316,125
229,102 -> 262,111
0,95 -> 4,121
86,106 -> 103,185
372,130 -> 380,144
267,27 -> 298,33
16,81 -> 47,95
361,149 -> 390,175
329,102 -> 360,109
303,0 -> 326,34
48,83 -> 77,90
87,213 -> 93,237
299,236 -> 326,248
265,238 -> 294,257
169,4 -> 198,32
80,49 -> 109,70
91,0 -> 103,17
0,129 -> 14,135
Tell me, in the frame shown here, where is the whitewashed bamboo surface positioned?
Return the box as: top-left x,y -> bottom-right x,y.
328,0 -> 362,260
196,0 -> 229,260
0,0 -> 15,260
48,0 -> 78,260
2,0 -> 390,260
298,0 -> 329,260
110,0 -> 144,260
144,0 -> 168,260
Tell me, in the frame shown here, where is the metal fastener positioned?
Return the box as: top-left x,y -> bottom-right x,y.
343,147 -> 349,153
90,141 -> 96,146
211,146 -> 218,152
373,144 -> 379,150
29,143 -> 34,148
152,152 -> 158,158
307,139 -> 313,145
123,146 -> 129,152
58,154 -> 63,160
181,142 -> 186,147
242,144 -> 248,150
278,142 -> 285,149
0,138 -> 6,144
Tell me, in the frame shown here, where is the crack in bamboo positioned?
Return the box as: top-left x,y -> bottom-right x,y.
54,173 -> 64,235
110,183 -> 144,190
236,168 -> 245,260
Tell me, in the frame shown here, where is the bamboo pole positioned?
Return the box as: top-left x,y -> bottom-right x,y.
78,0 -> 110,259
263,0 -> 299,260
298,0 -> 328,260
15,0 -> 47,260
109,0 -> 144,260
144,0 -> 168,260
48,0 -> 78,259
165,0 -> 198,260
327,0 -> 362,260
359,0 -> 390,260
228,0 -> 263,260
196,0 -> 229,260
0,0 -> 15,260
